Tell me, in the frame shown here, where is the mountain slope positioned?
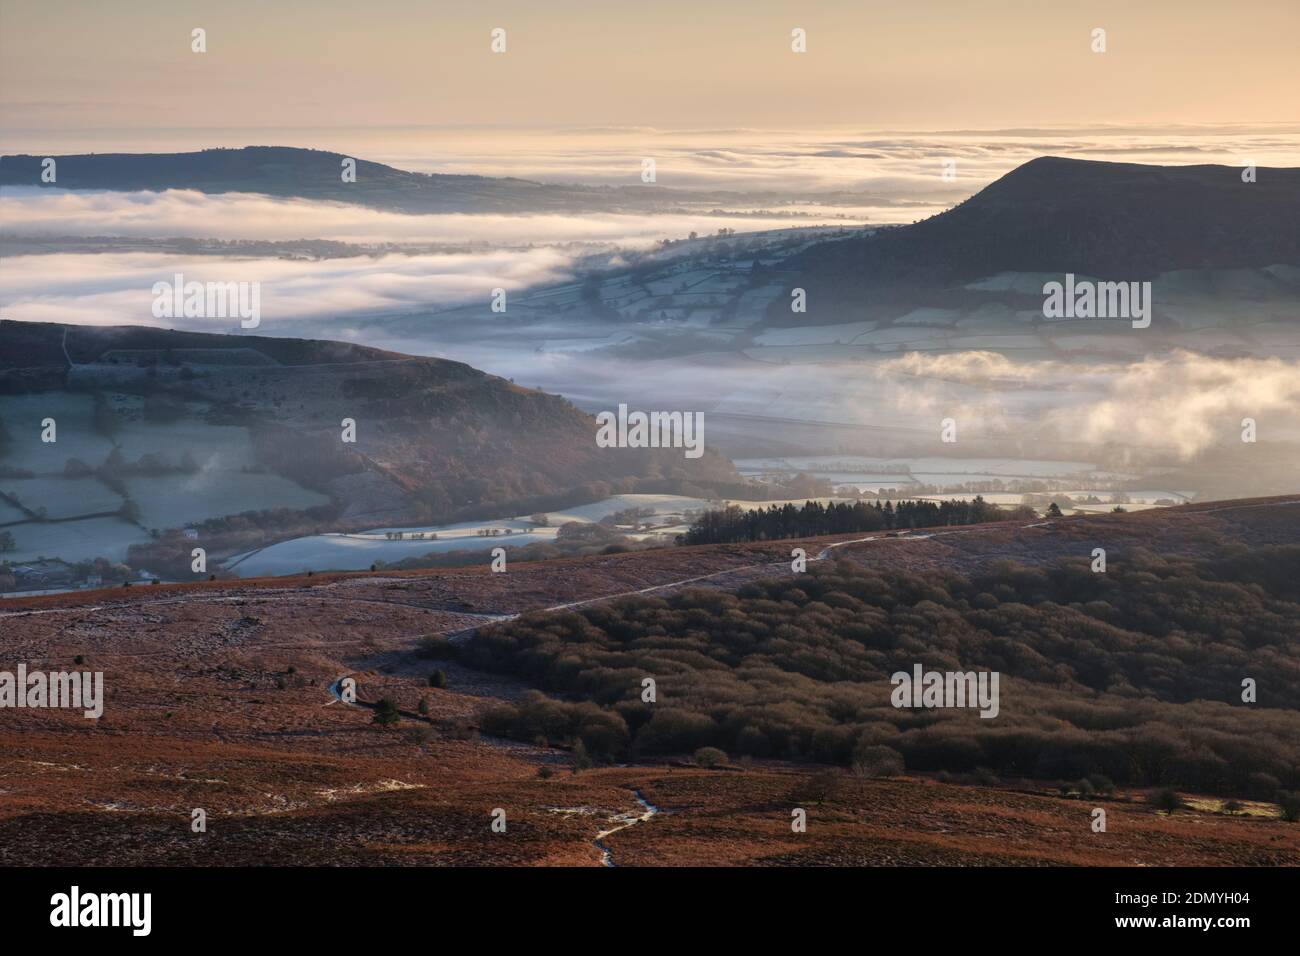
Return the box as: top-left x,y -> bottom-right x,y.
0,321 -> 741,532
780,157 -> 1300,311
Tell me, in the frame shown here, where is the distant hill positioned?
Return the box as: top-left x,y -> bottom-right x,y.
0,321 -> 742,530
781,157 -> 1300,311
0,145 -> 751,214
0,320 -> 399,371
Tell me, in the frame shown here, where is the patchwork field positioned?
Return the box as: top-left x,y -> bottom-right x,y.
124,473 -> 327,531
1,477 -> 124,519
2,516 -> 148,564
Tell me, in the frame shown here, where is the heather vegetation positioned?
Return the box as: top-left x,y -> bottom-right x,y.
469,543 -> 1300,797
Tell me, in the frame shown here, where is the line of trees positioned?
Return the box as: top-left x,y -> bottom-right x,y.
681,496 -> 1027,545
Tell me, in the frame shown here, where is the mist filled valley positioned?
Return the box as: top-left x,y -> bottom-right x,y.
3,130 -> 1299,589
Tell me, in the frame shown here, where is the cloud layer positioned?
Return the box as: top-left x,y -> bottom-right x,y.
0,187 -> 836,244
0,249 -> 582,326
6,126 -> 1296,227
881,350 -> 1300,458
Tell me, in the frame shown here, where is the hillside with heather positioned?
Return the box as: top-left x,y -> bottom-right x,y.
0,496 -> 1297,866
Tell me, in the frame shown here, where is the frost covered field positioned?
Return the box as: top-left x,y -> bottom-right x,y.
224,493 -> 714,577
226,493 -> 887,577
1,476 -> 124,518
123,473 -> 327,530
0,393 -> 114,472
226,526 -> 556,577
0,388 -> 329,570
2,516 -> 148,564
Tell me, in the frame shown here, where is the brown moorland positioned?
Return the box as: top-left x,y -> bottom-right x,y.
1,496 -> 1298,866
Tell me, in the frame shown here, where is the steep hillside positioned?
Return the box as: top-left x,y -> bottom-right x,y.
778,157 -> 1300,315
0,322 -> 741,544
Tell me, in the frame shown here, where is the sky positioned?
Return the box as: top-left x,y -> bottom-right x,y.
2,0 -> 1297,132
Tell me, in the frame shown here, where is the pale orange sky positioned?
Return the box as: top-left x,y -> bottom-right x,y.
1,0 -> 1297,131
